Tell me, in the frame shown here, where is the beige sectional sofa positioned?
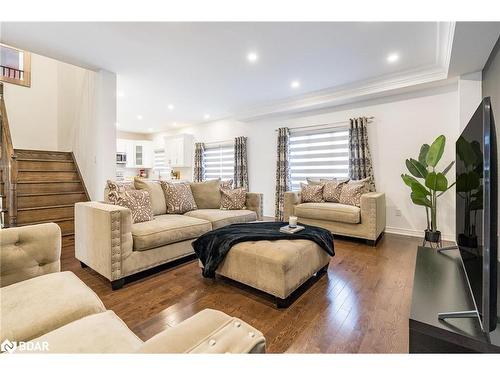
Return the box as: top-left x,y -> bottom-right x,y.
283,191 -> 386,245
76,179 -> 263,289
0,223 -> 266,353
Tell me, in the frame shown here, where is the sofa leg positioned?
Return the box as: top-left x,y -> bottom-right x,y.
111,279 -> 125,290
80,261 -> 88,268
366,239 -> 376,247
276,296 -> 292,309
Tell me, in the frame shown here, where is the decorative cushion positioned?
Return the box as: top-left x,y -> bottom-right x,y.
348,177 -> 371,193
113,189 -> 154,223
300,183 -> 324,203
189,179 -> 222,209
105,180 -> 135,203
323,179 -> 349,202
220,179 -> 233,190
339,183 -> 365,207
220,188 -> 247,210
161,181 -> 197,214
134,179 -> 167,215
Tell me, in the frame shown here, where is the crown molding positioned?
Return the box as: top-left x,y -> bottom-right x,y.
223,22 -> 456,122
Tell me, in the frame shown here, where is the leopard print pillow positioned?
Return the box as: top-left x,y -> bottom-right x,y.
323,179 -> 349,202
106,180 -> 135,204
339,183 -> 365,207
160,181 -> 197,214
113,189 -> 154,223
220,188 -> 247,210
300,183 -> 324,203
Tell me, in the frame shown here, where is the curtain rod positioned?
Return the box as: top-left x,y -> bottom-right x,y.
274,116 -> 374,132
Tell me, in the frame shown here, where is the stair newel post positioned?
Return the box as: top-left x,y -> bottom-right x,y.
8,153 -> 17,226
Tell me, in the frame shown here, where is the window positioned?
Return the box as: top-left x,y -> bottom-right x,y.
0,43 -> 31,87
203,143 -> 234,181
289,127 -> 349,191
153,148 -> 170,178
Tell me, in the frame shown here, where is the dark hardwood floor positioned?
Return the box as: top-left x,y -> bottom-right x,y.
61,233 -> 425,353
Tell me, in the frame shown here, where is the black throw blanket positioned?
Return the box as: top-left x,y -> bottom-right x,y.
192,221 -> 335,278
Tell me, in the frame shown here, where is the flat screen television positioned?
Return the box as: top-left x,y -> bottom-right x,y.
456,96 -> 498,333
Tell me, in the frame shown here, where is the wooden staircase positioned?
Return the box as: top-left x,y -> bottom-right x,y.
1,83 -> 90,247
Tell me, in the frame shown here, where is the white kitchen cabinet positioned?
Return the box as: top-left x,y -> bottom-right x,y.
164,134 -> 193,167
117,139 -> 153,168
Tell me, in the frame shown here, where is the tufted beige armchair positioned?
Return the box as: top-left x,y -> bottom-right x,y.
0,223 -> 62,287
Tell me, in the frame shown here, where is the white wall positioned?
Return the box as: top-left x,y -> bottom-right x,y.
458,71 -> 482,131
154,83 -> 461,240
4,53 -> 116,200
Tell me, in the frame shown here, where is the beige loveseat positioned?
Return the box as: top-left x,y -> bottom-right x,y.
75,179 -> 263,289
0,223 -> 266,353
283,191 -> 386,245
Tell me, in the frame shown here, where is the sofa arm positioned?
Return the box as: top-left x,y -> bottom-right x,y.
0,223 -> 61,287
137,309 -> 265,353
245,192 -> 263,220
75,201 -> 133,282
283,191 -> 301,221
360,192 -> 386,240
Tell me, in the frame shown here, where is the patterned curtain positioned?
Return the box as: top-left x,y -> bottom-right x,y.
348,117 -> 376,191
193,142 -> 205,182
234,136 -> 249,190
275,127 -> 291,220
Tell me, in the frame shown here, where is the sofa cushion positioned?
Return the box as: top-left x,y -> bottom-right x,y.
339,183 -> 365,207
184,209 -> 257,229
0,271 -> 106,343
189,179 -> 222,209
112,189 -> 154,223
300,183 -> 324,203
131,214 -> 212,251
160,181 -> 198,214
23,311 -> 143,353
134,179 -> 167,215
294,202 -> 361,224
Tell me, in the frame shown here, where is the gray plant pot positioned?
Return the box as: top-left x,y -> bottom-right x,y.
424,229 -> 441,244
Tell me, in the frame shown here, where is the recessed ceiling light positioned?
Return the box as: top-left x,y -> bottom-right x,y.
168,104 -> 174,110
290,80 -> 300,89
117,91 -> 124,98
204,114 -> 211,120
136,115 -> 143,120
387,53 -> 399,63
247,52 -> 258,63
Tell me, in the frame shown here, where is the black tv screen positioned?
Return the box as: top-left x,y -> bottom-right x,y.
456,97 -> 498,332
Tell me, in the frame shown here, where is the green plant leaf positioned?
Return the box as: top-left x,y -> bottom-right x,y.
426,135 -> 446,167
405,158 -> 428,178
425,172 -> 448,192
411,191 -> 432,207
418,144 -> 430,167
442,160 -> 455,176
401,174 -> 430,196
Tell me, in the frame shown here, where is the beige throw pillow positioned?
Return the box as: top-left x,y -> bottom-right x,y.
160,182 -> 197,214
134,178 -> 167,215
339,183 -> 365,207
189,179 -> 222,209
300,183 -> 324,203
220,188 -> 247,210
106,180 -> 135,203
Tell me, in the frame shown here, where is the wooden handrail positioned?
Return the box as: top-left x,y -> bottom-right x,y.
0,82 -> 18,227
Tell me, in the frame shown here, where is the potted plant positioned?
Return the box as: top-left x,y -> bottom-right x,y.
401,135 -> 455,245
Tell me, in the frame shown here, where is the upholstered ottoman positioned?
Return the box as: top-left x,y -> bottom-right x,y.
205,239 -> 331,307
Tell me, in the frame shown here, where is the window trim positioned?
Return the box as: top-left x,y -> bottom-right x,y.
0,43 -> 31,88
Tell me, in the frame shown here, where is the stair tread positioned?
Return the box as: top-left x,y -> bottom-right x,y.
17,217 -> 74,225
17,191 -> 86,197
16,158 -> 74,163
18,169 -> 76,172
18,204 -> 75,211
18,180 -> 82,184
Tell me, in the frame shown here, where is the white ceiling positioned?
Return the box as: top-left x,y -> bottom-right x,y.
1,22 -> 499,133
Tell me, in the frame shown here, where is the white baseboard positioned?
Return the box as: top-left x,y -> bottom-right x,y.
385,226 -> 455,242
